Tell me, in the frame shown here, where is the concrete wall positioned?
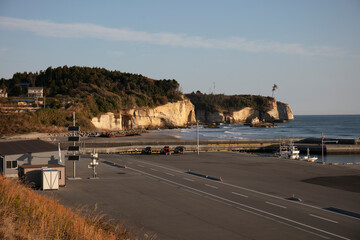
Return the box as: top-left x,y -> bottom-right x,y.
2,151 -> 64,177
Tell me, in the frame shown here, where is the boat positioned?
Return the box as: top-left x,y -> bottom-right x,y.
302,148 -> 318,162
276,144 -> 300,160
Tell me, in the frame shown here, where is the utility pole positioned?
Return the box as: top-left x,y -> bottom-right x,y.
67,112 -> 81,180
321,132 -> 324,164
197,120 -> 199,156
73,112 -> 76,177
320,132 -> 337,164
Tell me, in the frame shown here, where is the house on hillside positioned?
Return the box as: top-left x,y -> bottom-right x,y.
11,99 -> 35,106
0,89 -> 7,98
0,140 -> 64,178
28,87 -> 43,98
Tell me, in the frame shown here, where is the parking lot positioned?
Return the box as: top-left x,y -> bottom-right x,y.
42,151 -> 360,240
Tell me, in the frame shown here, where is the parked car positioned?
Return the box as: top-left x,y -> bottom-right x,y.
160,146 -> 171,155
141,147 -> 152,154
174,146 -> 185,154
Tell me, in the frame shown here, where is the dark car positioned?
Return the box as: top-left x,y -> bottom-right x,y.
174,146 -> 185,154
160,146 -> 171,155
141,147 -> 152,154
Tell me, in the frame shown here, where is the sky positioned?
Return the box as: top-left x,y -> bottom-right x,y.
0,0 -> 359,115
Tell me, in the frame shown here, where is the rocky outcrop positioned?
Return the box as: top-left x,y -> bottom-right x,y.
276,101 -> 294,121
91,112 -> 122,130
91,99 -> 196,130
196,110 -> 224,124
199,100 -> 294,124
231,107 -> 259,123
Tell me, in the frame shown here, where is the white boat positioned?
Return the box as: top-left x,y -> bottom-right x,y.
302,148 -> 318,162
276,144 -> 300,160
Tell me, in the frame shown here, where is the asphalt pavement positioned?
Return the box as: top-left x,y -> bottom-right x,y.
42,152 -> 360,240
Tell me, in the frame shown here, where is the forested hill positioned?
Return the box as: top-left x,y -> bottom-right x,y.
0,66 -> 182,110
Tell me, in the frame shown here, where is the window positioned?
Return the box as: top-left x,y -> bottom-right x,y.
6,161 -> 17,169
0,156 -> 3,172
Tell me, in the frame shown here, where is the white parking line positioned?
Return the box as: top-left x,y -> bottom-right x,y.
166,173 -> 175,176
150,168 -> 158,172
310,214 -> 338,224
184,177 -> 194,182
266,201 -> 287,209
220,181 -> 340,217
130,157 -> 357,221
205,184 -> 218,189
132,159 -> 183,173
125,165 -> 350,240
137,165 -> 145,167
232,192 -> 249,198
182,188 -> 204,197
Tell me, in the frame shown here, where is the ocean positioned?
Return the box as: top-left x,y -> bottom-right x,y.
153,115 -> 360,164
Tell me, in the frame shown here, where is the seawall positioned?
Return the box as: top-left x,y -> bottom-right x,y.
57,137 -> 360,154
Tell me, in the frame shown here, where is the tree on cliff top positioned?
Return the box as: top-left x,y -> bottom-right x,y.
185,91 -> 273,113
272,84 -> 278,98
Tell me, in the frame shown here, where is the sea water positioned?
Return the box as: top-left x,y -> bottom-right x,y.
152,115 -> 360,164
153,115 -> 360,140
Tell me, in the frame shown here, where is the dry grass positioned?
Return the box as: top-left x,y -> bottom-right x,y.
0,175 -> 146,240
0,108 -> 96,137
0,113 -> 66,137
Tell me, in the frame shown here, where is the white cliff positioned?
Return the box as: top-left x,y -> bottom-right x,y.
91,99 -> 196,130
218,100 -> 294,124
276,101 -> 294,121
91,112 -> 122,130
232,107 -> 259,123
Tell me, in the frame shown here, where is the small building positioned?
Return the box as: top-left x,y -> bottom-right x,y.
0,140 -> 64,178
0,89 -> 7,98
18,164 -> 65,187
28,87 -> 43,98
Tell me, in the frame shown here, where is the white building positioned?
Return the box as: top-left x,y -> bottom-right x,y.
0,89 -> 7,98
28,87 -> 43,98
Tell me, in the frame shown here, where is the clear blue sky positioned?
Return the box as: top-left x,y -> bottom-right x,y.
0,0 -> 359,115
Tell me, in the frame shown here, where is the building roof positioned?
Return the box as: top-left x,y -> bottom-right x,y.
0,140 -> 58,156
19,164 -> 63,169
11,99 -> 36,102
28,87 -> 43,91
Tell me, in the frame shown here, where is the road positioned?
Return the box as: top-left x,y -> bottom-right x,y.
43,152 -> 360,240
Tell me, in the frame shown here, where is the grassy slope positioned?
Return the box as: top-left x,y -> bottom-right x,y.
0,175 -> 134,240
